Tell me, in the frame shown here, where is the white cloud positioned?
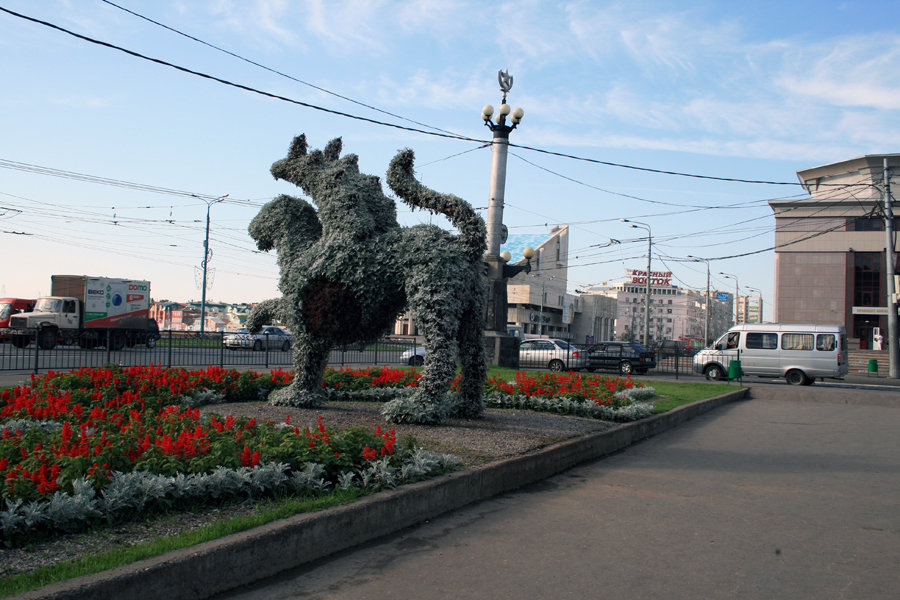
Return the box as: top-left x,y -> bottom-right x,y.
775,34 -> 900,110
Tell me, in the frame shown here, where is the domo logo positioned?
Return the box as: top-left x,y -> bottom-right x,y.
111,294 -> 123,306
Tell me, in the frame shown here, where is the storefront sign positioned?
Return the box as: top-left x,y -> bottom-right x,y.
851,306 -> 899,315
628,269 -> 672,286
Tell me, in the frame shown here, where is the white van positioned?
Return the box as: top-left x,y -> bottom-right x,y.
693,323 -> 849,385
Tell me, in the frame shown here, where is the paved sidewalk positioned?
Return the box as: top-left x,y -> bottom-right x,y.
218,385 -> 900,600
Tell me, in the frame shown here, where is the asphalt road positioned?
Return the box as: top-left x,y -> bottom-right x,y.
215,384 -> 900,600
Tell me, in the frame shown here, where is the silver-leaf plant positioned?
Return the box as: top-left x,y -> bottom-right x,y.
247,135 -> 488,424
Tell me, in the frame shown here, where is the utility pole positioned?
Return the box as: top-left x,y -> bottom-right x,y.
199,194 -> 227,337
883,159 -> 898,377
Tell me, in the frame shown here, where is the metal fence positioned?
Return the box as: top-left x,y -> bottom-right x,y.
0,330 -> 704,379
0,330 -> 420,374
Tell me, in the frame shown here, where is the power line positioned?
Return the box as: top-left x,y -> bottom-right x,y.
0,159 -> 221,200
100,0 -> 467,140
1,5 -> 832,188
0,6 -> 481,144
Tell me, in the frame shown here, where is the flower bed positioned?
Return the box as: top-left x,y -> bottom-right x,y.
1,365 -> 654,543
322,366 -> 656,422
0,365 -> 455,543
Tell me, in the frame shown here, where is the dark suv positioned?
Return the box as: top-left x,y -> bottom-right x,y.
585,341 -> 656,375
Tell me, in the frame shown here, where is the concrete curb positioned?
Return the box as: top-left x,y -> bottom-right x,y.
15,387 -> 748,600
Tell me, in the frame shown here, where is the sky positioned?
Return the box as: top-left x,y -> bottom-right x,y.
3,1 -> 900,322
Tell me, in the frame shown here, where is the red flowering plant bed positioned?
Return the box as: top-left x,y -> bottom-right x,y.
482,370 -> 656,421
0,365 -> 456,544
320,366 -> 656,422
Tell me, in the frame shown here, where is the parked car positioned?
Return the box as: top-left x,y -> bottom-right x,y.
401,346 -> 425,366
223,326 -> 292,351
585,341 -> 656,375
519,338 -> 587,372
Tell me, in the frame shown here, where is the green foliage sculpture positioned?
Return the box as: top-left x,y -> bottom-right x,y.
247,134 -> 488,424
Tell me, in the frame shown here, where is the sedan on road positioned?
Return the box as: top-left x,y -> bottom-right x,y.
585,341 -> 656,375
223,326 -> 292,352
519,338 -> 586,372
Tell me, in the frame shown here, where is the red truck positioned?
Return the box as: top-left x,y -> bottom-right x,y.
0,298 -> 36,342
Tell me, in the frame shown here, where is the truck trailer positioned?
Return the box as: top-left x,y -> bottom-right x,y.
9,275 -> 156,350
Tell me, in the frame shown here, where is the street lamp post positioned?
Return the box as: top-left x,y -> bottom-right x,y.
481,70 -> 527,366
199,194 -> 227,337
719,272 -> 739,325
622,219 -> 652,346
687,255 -> 711,346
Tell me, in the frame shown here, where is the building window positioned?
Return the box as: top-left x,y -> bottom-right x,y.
854,252 -> 881,307
846,216 -> 900,232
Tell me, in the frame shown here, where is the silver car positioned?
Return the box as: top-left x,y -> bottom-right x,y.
519,338 -> 587,372
223,326 -> 292,351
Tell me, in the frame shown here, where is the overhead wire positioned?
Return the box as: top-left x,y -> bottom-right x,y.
0,5 -> 842,188
3,4 -> 888,303
99,0 -> 467,140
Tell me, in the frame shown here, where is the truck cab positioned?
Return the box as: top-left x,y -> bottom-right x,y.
10,296 -> 81,349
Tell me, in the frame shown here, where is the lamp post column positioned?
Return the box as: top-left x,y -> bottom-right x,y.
622,219 -> 652,346
481,70 -> 526,366
720,272 -> 740,325
687,256 -> 711,346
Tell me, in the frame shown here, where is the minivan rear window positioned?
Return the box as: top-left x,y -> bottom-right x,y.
746,332 -> 777,349
816,334 -> 836,351
782,333 -> 814,351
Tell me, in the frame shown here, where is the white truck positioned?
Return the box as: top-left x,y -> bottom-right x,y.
9,275 -> 156,350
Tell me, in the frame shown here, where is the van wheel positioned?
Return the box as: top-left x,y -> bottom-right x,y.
619,361 -> 633,375
704,364 -> 726,381
786,369 -> 808,386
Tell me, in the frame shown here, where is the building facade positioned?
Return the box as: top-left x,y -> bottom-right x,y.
737,295 -> 764,324
582,275 -> 732,347
505,226 -> 573,339
769,154 -> 900,348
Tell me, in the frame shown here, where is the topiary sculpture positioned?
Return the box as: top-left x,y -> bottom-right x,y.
247,134 -> 487,424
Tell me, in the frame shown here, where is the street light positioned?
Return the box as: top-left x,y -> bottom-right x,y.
480,70 -> 526,367
622,218 -> 652,346
686,255 -> 711,346
199,194 -> 228,336
719,272 -> 739,325
482,69 -> 524,259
